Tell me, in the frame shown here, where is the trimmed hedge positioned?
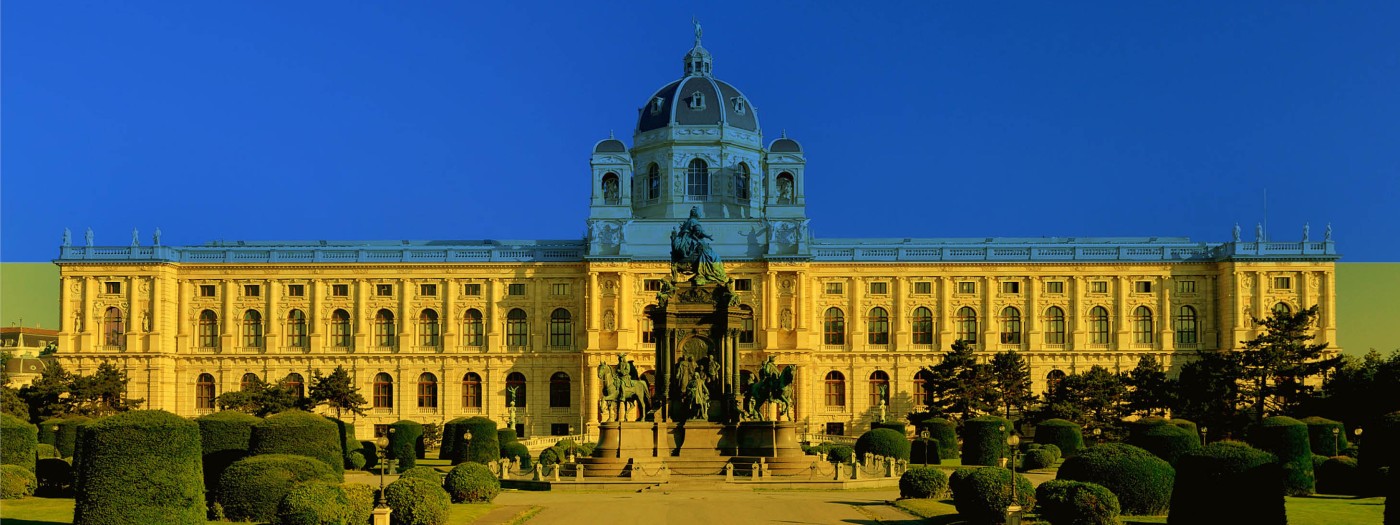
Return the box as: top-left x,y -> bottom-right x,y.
1169,419 -> 1200,443
1127,423 -> 1201,466
898,466 -> 948,499
219,454 -> 337,522
916,418 -> 959,460
910,438 -> 942,465
1,464 -> 36,499
872,421 -> 907,434
1036,419 -> 1084,458
384,477 -> 451,525
72,410 -> 205,525
342,482 -> 375,525
196,411 -> 260,501
248,410 -> 344,479
275,481 -> 350,525
963,416 -> 1012,466
328,417 -> 362,471
444,462 -> 501,503
37,443 -> 59,459
949,467 -> 1035,524
0,413 -> 37,473
54,415 -> 90,458
388,420 -> 424,472
501,442 -> 531,469
38,417 -> 61,446
450,417 -> 500,465
538,447 -> 562,467
498,428 -> 517,445
1022,447 -> 1057,471
1168,441 -> 1284,525
826,444 -> 854,464
360,440 -> 379,471
1316,456 -> 1360,495
439,417 -> 472,460
36,457 -> 73,496
855,428 -> 911,462
1036,479 -> 1120,525
400,466 -> 441,483
1246,416 -> 1315,495
1058,443 -> 1174,516
1300,417 -> 1350,457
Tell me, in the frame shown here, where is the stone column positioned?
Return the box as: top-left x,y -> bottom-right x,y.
937,277 -> 952,348
1157,275 -> 1172,352
354,279 -> 369,350
267,278 -> 280,351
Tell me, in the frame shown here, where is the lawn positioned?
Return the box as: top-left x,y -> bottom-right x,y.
0,497 -> 498,525
893,494 -> 1386,525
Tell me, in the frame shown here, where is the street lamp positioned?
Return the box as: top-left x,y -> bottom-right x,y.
374,428 -> 396,508
1353,427 -> 1363,449
1331,427 -> 1340,455
1093,427 -> 1103,445
1200,426 -> 1208,446
1005,431 -> 1023,524
463,429 -> 472,459
919,430 -> 931,465
567,425 -> 577,463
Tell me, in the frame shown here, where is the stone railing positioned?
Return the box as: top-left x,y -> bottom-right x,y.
57,242 -> 587,264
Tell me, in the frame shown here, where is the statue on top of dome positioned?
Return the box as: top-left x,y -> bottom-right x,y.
692,17 -> 703,46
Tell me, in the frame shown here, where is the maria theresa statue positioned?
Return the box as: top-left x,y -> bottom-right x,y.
670,207 -> 728,285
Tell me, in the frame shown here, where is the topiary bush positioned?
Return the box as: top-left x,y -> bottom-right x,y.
826,444 -> 854,464
1035,479 -> 1120,525
35,457 -> 73,496
1022,447 -> 1057,471
342,482 -> 375,525
388,420 -> 424,472
948,467 -> 976,495
1246,416 -> 1315,495
963,416 -> 1012,466
855,428 -> 911,462
328,417 -> 362,471
444,462 -> 500,503
196,411 -> 261,501
910,438 -> 942,465
917,418 -> 960,460
54,415 -> 90,458
497,428 -> 517,445
872,421 -> 907,434
384,477 -> 451,525
1035,419 -> 1084,458
501,441 -> 531,469
449,417 -> 500,465
1169,419 -> 1199,444
439,417 -> 471,460
219,453 -> 338,523
949,467 -> 1035,524
1,464 -> 36,499
72,410 -> 206,525
1168,441 -> 1284,525
1316,456 -> 1361,495
360,440 -> 379,471
1300,416 -> 1350,457
249,410 -> 344,479
898,466 -> 948,499
1035,443 -> 1063,462
1362,411 -> 1400,477
38,417 -> 61,446
36,443 -> 59,459
537,446 -> 562,467
275,481 -> 351,525
1057,443 -> 1174,516
0,413 -> 37,473
1127,423 -> 1201,466
400,466 -> 441,483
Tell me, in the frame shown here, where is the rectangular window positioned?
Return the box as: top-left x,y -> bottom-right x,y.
244,284 -> 260,297
1002,282 -> 1021,294
373,425 -> 390,438
508,283 -> 526,296
199,285 -> 217,297
957,281 -> 976,294
1090,281 -> 1109,294
515,424 -> 525,439
825,282 -> 844,295
1134,281 -> 1153,293
733,279 -> 752,292
1273,277 -> 1292,290
376,284 -> 393,297
552,283 -> 570,296
419,284 -> 437,296
1046,281 -> 1064,294
643,279 -> 662,292
331,284 -> 349,297
914,281 -> 932,295
463,283 -> 482,296
1177,280 -> 1196,293
104,282 -> 122,294
551,424 -> 570,436
287,284 -> 305,297
869,282 -> 889,295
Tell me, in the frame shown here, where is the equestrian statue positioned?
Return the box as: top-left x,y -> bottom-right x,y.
596,353 -> 651,422
743,355 -> 796,421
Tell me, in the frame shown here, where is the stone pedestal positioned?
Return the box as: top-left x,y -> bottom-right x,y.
371,507 -> 392,525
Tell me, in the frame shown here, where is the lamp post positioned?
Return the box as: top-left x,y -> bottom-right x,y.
919,430 -> 931,465
374,430 -> 393,508
463,429 -> 472,461
1200,426 -> 1208,446
1353,427 -> 1363,449
1331,427 -> 1340,455
1002,427 -> 1023,525
1093,427 -> 1103,445
567,425 -> 577,463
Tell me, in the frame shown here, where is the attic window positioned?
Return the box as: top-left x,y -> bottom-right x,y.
732,96 -> 747,114
650,97 -> 664,115
689,91 -> 706,110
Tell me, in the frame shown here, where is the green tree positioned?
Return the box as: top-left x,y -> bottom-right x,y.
1045,366 -> 1127,437
1125,355 -> 1172,416
0,351 -> 28,418
1239,305 -> 1342,422
989,351 -> 1035,420
922,340 -> 995,423
421,423 -> 444,451
1172,350 -> 1247,439
68,362 -> 144,417
216,376 -> 306,417
308,366 -> 367,419
19,360 -> 74,421
1316,349 -> 1400,431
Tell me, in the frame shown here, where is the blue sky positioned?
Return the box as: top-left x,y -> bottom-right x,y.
4,2 -> 1397,261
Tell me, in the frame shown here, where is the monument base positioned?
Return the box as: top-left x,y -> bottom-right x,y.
582,420 -> 811,477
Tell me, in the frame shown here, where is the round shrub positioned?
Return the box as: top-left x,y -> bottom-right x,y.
501,441 -> 531,469
1300,416 -> 1350,457
35,457 -> 73,496
910,438 -> 942,465
948,467 -> 976,495
1036,479 -> 1120,525
1022,447 -> 1057,471
1168,441 -> 1284,525
497,428 -> 517,445
916,418 -> 959,459
1,464 -> 36,499
387,420 -> 424,472
36,443 -> 59,459
963,416 -> 1012,466
949,467 -> 1035,524
72,410 -> 205,525
1128,423 -> 1201,466
400,466 -> 440,483
275,481 -> 351,525
449,417 -> 499,465
249,410 -> 344,479
855,428 -> 911,462
826,444 -> 854,464
537,446 -> 562,467
444,462 -> 500,503
1169,419 -> 1199,443
349,450 -> 366,470
196,411 -> 261,500
54,415 -> 90,458
1058,443 -> 1174,516
1246,416 -> 1314,495
1035,443 -> 1063,462
438,417 -> 471,460
360,440 -> 379,471
328,417 -> 362,471
341,482 -> 375,525
872,421 -> 907,434
1036,419 -> 1084,458
384,477 -> 451,525
1316,456 -> 1361,495
0,413 -> 37,473
219,453 -> 338,523
898,466 -> 948,499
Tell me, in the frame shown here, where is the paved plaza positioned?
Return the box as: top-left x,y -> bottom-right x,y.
485,485 -> 923,525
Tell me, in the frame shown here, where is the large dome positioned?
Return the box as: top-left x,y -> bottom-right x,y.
635,31 -> 759,134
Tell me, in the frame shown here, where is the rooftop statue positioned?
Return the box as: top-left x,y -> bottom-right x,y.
670,207 -> 728,285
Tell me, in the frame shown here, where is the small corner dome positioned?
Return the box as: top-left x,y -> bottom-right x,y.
769,137 -> 802,153
593,138 -> 628,154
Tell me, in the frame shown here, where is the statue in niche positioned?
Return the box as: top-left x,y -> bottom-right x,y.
602,177 -> 619,203
603,310 -> 615,331
780,308 -> 794,330
62,228 -> 71,247
776,177 -> 793,204
669,207 -> 728,285
85,228 -> 93,247
74,312 -> 84,332
142,312 -> 151,332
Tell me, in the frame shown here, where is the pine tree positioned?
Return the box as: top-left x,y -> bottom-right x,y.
308,365 -> 368,418
989,351 -> 1035,420
1172,350 -> 1246,438
1125,355 -> 1172,416
1239,305 -> 1341,422
1045,366 -> 1127,436
923,340 -> 995,423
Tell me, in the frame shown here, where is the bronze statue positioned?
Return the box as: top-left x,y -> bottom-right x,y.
743,363 -> 796,421
596,360 -> 649,422
670,207 -> 728,285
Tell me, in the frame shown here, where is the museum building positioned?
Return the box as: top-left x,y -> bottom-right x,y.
51,30 -> 1340,439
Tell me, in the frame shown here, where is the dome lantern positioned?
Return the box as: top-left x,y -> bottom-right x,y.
684,17 -> 713,77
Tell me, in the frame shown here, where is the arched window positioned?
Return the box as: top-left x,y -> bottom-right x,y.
686,158 -> 708,197
198,310 -> 219,348
373,372 -> 393,408
461,372 -> 482,409
911,307 -> 934,345
419,309 -> 440,347
103,307 -> 124,346
824,371 -> 846,407
550,372 -> 571,408
1046,370 -> 1067,396
1089,306 -> 1110,344
1000,307 -> 1022,345
1133,306 -> 1154,344
1176,306 -> 1198,344
331,309 -> 351,348
867,307 -> 890,345
243,310 -> 263,348
869,370 -> 890,407
240,372 -> 260,391
506,309 -> 528,347
776,172 -> 794,204
286,310 -> 307,348
417,372 -> 438,409
956,307 -> 978,343
735,163 -> 751,201
463,309 -> 483,347
1044,306 -> 1066,345
738,305 -> 754,344
602,172 -> 620,204
196,373 -> 216,410
647,163 -> 661,200
375,310 -> 396,347
505,372 -> 527,408
912,369 -> 935,407
823,308 -> 845,345
1273,302 -> 1292,316
549,308 -> 572,347
283,373 -> 305,398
